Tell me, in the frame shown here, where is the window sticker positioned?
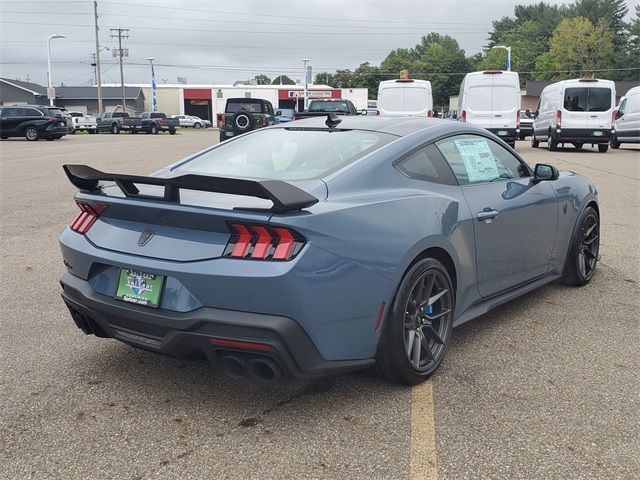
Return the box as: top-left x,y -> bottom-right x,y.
454,138 -> 499,182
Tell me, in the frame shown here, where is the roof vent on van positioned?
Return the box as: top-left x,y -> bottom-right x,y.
482,70 -> 503,74
578,78 -> 599,82
395,79 -> 415,83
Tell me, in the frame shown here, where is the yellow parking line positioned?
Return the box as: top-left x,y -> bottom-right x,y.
410,379 -> 438,480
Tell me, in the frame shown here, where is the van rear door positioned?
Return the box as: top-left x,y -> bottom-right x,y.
561,86 -> 589,129
465,74 -> 493,129
585,87 -> 614,130
490,79 -> 519,129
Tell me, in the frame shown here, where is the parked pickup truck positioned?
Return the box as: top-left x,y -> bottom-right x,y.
139,112 -> 178,135
292,99 -> 361,120
96,112 -> 141,134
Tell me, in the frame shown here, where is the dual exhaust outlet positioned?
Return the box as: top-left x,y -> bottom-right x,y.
219,353 -> 283,383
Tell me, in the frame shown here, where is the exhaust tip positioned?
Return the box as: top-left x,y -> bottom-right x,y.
219,355 -> 246,380
246,357 -> 283,383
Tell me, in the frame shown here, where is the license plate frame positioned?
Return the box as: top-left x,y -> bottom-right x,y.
498,130 -> 508,136
115,268 -> 164,308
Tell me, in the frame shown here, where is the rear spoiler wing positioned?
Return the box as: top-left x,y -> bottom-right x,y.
62,164 -> 319,213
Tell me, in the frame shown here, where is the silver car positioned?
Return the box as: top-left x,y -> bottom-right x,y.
172,115 -> 211,129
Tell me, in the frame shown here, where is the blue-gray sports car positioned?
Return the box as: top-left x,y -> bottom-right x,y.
59,116 -> 600,385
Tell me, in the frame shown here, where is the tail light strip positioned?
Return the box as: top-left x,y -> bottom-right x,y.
225,223 -> 304,261
69,202 -> 108,234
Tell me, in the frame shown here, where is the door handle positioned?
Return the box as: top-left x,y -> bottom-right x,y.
589,115 -> 598,118
477,209 -> 500,222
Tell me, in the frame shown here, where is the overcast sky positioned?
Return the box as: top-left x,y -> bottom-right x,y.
0,0 -> 637,87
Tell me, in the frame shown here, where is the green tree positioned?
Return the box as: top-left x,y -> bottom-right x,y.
271,75 -> 295,85
253,74 -> 271,85
314,72 -> 334,85
546,17 -> 614,78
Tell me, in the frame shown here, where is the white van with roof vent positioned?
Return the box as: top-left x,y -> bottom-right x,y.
458,70 -> 521,148
531,78 -> 616,153
377,79 -> 433,117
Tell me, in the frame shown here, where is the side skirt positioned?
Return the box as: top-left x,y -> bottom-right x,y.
453,272 -> 561,328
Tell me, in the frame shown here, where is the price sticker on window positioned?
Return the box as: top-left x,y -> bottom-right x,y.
454,138 -> 499,183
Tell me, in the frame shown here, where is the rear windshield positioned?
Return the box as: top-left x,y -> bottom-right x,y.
110,112 -> 129,118
564,87 -> 611,112
69,112 -> 83,117
149,112 -> 166,118
308,101 -> 349,113
226,102 -> 264,113
175,128 -> 393,180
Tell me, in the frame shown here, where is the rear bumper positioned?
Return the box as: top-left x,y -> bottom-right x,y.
60,272 -> 374,378
487,127 -> 519,142
552,128 -> 613,143
44,125 -> 69,136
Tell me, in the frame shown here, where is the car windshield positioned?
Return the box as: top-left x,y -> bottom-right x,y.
175,128 -> 393,180
227,102 -> 263,113
308,101 -> 349,112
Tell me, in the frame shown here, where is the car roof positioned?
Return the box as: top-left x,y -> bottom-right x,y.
276,115 -> 448,137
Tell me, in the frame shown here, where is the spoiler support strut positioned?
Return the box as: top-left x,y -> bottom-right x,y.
63,164 -> 319,213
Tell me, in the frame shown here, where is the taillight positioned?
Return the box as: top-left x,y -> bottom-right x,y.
217,113 -> 224,128
427,110 -> 433,117
69,202 -> 108,234
516,111 -> 520,129
225,224 -> 305,260
555,110 -> 562,129
611,111 -> 616,127
158,118 -> 164,125
461,110 -> 467,122
261,116 -> 268,127
117,118 -> 124,124
292,114 -> 300,121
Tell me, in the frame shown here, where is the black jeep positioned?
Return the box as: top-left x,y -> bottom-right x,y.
219,98 -> 275,142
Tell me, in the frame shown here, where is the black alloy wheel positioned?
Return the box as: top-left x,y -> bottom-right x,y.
376,258 -> 454,385
111,124 -> 120,134
563,207 -> 600,286
25,126 -> 39,141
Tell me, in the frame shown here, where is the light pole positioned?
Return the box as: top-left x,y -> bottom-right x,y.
47,34 -> 66,106
492,45 -> 511,71
302,58 -> 310,111
146,57 -> 157,112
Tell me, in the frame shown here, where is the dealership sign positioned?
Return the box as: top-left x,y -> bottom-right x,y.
288,90 -> 332,98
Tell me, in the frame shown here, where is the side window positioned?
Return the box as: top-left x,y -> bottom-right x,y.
436,135 -> 530,185
1,107 -> 22,117
395,144 -> 457,185
23,108 -> 43,116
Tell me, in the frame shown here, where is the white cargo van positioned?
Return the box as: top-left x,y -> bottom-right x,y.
531,78 -> 616,153
458,70 -> 521,148
611,86 -> 640,149
377,79 -> 433,117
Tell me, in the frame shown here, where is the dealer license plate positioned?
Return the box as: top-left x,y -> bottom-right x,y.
498,130 -> 507,136
115,268 -> 164,308
593,131 -> 603,136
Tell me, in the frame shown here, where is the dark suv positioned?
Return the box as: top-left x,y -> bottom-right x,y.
219,98 -> 275,142
0,105 -> 69,141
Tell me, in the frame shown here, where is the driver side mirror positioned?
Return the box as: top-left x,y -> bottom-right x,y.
614,110 -> 622,119
533,163 -> 559,183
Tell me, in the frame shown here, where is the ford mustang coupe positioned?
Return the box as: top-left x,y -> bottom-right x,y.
59,116 -> 600,385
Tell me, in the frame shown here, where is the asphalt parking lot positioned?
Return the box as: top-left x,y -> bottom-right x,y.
1,130 -> 638,480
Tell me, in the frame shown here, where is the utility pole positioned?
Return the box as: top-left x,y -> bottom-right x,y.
93,1 -> 103,113
110,27 -> 129,113
90,53 -> 96,86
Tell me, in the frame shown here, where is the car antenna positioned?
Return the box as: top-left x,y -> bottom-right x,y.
325,113 -> 342,129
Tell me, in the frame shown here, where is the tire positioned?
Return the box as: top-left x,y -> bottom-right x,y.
111,124 -> 120,134
562,206 -> 599,286
574,142 -> 584,150
598,144 -> 609,153
169,128 -> 176,135
1,137 -> 8,140
232,110 -> 254,135
610,136 -> 620,149
90,129 -> 98,134
219,131 -> 226,143
519,134 -> 526,141
376,258 -> 454,385
548,136 -> 558,151
531,136 -> 539,148
507,141 -> 516,149
69,129 -> 76,135
46,137 -> 56,141
25,126 -> 39,141
193,122 -> 201,129
150,124 -> 158,135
